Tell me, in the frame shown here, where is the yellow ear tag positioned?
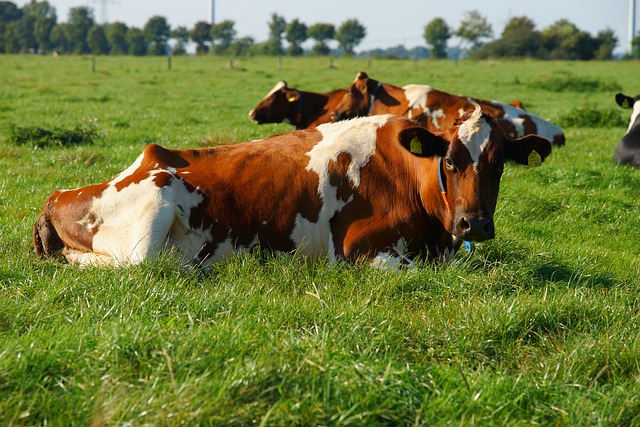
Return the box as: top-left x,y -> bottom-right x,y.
527,150 -> 542,167
288,96 -> 297,102
410,138 -> 422,155
621,99 -> 630,108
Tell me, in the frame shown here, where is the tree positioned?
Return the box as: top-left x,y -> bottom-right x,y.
87,24 -> 108,54
630,33 -> 640,59
13,10 -> 37,52
190,20 -> 211,54
285,18 -> 307,56
594,29 -> 617,60
23,1 -> 56,53
424,18 -> 451,59
67,6 -> 95,54
49,22 -> 69,53
0,1 -> 22,52
307,23 -> 334,56
541,19 -> 597,59
229,36 -> 254,56
171,25 -> 189,55
475,16 -> 541,58
456,10 -> 492,51
107,22 -> 128,55
126,26 -> 145,55
211,19 -> 236,54
264,13 -> 286,55
335,18 -> 366,56
143,15 -> 170,55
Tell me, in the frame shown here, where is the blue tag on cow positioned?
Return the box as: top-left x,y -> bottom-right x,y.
464,241 -> 475,252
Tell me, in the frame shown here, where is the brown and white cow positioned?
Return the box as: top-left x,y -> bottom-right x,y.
248,80 -> 347,129
614,92 -> 640,168
331,71 -> 565,146
34,108 -> 551,268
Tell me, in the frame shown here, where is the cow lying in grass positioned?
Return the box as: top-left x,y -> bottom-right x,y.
34,107 -> 551,267
249,80 -> 346,129
614,92 -> 640,168
331,71 -> 565,146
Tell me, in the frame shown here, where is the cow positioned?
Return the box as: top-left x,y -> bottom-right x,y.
331,71 -> 565,146
248,80 -> 347,129
34,107 -> 551,268
614,92 -> 640,168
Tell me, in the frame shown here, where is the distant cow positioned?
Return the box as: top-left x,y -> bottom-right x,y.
331,71 -> 565,146
614,92 -> 640,168
249,80 -> 347,129
34,108 -> 551,268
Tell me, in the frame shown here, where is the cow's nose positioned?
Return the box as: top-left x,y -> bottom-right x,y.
248,109 -> 256,119
458,216 -> 494,241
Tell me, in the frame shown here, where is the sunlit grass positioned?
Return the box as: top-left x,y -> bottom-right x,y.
1,55 -> 639,425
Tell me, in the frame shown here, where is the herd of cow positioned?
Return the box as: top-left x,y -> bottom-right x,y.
33,71 -> 640,268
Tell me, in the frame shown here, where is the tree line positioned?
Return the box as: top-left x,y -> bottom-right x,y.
1,1 -> 638,59
0,1 -> 366,56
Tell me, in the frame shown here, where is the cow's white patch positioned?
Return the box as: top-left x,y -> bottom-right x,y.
206,232 -> 258,265
403,84 -> 432,111
370,238 -> 414,269
310,115 -> 384,188
492,101 -> 564,142
291,115 -> 388,258
628,100 -> 640,133
458,105 -> 490,164
290,213 -> 338,261
266,80 -> 286,98
82,160 -> 207,266
427,108 -> 445,129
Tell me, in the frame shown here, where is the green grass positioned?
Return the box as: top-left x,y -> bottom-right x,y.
1,55 -> 639,426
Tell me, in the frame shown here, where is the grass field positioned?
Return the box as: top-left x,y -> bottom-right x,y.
1,55 -> 639,426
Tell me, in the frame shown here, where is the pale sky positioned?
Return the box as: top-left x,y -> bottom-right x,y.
13,0 -> 639,54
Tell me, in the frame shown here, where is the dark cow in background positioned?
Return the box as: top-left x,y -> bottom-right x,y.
249,80 -> 347,129
331,71 -> 566,146
34,107 -> 551,268
614,93 -> 640,168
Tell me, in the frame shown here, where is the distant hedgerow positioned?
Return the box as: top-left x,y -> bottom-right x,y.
557,105 -> 626,128
6,118 -> 102,148
532,76 -> 622,93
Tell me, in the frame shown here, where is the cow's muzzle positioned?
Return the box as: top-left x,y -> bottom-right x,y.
248,109 -> 263,124
455,215 -> 495,242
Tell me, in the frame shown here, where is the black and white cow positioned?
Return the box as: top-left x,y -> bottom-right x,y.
614,93 -> 640,168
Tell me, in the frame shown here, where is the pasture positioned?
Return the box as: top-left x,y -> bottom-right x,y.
1,55 -> 639,425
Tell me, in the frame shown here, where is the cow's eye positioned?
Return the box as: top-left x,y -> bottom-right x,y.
445,158 -> 456,171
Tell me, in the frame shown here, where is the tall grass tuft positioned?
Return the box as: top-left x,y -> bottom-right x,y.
557,104 -> 626,128
5,117 -> 102,148
532,75 -> 622,93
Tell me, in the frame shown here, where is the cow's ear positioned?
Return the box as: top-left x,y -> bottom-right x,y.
503,135 -> 552,166
399,126 -> 448,158
287,90 -> 300,103
616,93 -> 633,109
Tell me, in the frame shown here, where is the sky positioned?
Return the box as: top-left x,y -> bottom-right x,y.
13,0 -> 639,54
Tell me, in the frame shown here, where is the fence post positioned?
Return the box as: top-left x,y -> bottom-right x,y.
92,56 -> 96,73
167,52 -> 172,70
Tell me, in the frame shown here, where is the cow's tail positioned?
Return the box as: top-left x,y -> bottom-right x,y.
33,212 -> 64,258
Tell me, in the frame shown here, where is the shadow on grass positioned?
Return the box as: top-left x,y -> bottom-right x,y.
534,260 -> 619,289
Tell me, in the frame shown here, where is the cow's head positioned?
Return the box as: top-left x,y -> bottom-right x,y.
330,71 -> 376,122
248,81 -> 301,124
407,105 -> 552,243
616,92 -> 640,131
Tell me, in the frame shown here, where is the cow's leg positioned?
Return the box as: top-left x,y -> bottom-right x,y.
62,248 -> 118,267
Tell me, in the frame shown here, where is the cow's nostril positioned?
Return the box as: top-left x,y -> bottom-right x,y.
459,217 -> 471,232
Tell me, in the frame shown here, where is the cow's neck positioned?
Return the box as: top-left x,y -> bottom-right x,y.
370,83 -> 409,116
295,91 -> 333,128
